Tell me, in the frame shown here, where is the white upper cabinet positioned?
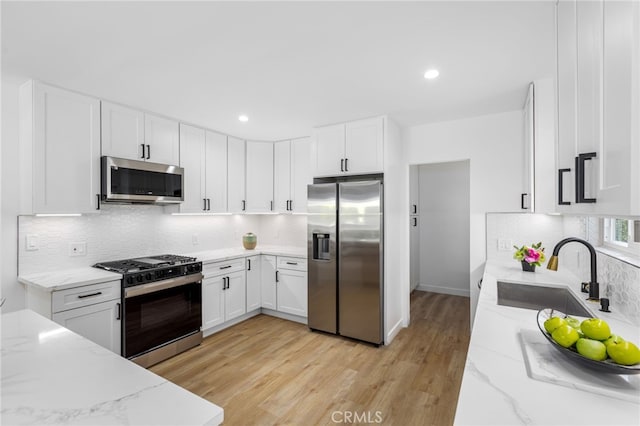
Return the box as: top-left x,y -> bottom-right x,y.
344,117 -> 384,174
179,124 -> 207,213
245,141 -> 274,213
227,136 -> 246,213
101,102 -> 145,160
274,137 -> 312,213
179,126 -> 229,214
144,113 -> 180,165
274,140 -> 292,213
205,131 -> 228,213
19,81 -> 101,214
312,117 -> 384,177
556,0 -> 639,215
290,137 -> 312,213
101,103 -> 179,165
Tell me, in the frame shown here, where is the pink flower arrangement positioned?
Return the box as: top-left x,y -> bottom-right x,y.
513,242 -> 546,266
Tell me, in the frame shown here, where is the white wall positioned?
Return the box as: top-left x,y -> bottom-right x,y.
2,72 -> 25,312
417,160 -> 470,297
383,117 -> 408,343
404,110 -> 524,324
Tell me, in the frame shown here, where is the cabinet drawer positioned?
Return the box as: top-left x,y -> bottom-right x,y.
277,256 -> 307,271
52,280 -> 121,314
204,257 -> 245,277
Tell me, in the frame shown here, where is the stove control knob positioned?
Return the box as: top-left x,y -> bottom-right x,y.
193,263 -> 201,272
126,276 -> 134,285
155,270 -> 163,279
136,275 -> 143,283
187,265 -> 194,272
145,273 -> 152,280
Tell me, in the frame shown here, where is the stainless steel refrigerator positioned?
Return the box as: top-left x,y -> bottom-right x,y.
307,179 -> 383,345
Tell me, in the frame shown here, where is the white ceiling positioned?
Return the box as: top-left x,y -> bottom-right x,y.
1,1 -> 556,141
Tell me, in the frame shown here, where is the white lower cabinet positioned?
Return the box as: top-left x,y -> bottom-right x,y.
25,280 -> 122,354
52,300 -> 121,355
202,259 -> 247,330
261,255 -> 307,318
276,269 -> 307,317
260,255 -> 277,310
246,256 -> 261,311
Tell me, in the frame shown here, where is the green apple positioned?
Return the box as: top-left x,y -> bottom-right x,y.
604,334 -> 625,348
576,338 -> 608,361
551,325 -> 580,348
544,317 -> 567,334
566,316 -> 581,330
607,340 -> 640,366
580,318 -> 611,341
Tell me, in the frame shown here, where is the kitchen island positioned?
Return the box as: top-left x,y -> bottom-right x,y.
1,309 -> 224,425
455,259 -> 640,425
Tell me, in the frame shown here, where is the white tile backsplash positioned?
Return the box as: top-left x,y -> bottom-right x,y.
18,204 -> 307,275
487,213 -> 640,325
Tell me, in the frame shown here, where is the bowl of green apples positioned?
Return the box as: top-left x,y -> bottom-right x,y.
537,308 -> 640,374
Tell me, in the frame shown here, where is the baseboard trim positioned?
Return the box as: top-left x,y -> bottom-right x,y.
416,284 -> 470,298
202,309 -> 261,337
261,308 -> 308,325
385,318 -> 404,345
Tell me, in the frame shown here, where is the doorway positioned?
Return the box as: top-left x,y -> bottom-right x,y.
410,160 -> 470,296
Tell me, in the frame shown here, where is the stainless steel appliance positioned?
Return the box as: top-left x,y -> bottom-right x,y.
94,254 -> 202,368
101,156 -> 184,204
307,179 -> 383,345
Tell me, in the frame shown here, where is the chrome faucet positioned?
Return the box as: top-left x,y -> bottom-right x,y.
547,237 -> 599,300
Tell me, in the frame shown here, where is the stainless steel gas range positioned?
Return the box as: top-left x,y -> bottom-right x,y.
94,254 -> 203,368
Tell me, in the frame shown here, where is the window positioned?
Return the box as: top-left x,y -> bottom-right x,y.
603,218 -> 640,255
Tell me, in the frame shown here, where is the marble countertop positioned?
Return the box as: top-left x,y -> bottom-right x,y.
185,245 -> 306,263
18,268 -> 123,292
1,309 -> 223,425
454,259 -> 640,425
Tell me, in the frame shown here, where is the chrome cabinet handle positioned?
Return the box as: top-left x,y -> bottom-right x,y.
558,168 -> 571,205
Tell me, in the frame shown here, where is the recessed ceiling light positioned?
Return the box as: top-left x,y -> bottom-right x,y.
238,114 -> 249,122
424,69 -> 439,80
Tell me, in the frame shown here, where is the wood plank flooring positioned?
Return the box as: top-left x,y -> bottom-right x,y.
150,291 -> 470,425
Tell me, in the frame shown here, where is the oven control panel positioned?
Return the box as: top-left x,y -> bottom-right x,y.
123,262 -> 202,287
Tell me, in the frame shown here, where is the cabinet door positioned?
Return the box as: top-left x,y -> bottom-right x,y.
291,137 -> 311,213
261,255 -> 277,310
144,113 -> 180,165
205,131 -> 228,213
31,82 -> 101,214
599,0 -> 639,215
345,117 -> 384,174
313,124 -> 345,176
246,255 -> 261,311
101,101 -> 145,160
273,140 -> 291,213
52,299 -> 121,354
179,124 -> 206,213
409,165 -> 419,215
277,269 -> 308,317
202,275 -> 224,329
227,136 -> 246,213
556,0 -> 578,211
521,83 -> 534,211
224,271 -> 246,321
246,141 -> 274,212
575,0 -> 602,203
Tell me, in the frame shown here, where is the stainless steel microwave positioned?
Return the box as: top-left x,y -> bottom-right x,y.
101,156 -> 184,204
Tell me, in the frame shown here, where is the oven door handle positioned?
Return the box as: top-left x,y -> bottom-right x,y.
124,273 -> 203,298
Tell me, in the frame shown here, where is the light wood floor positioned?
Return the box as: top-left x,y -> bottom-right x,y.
150,291 -> 470,425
